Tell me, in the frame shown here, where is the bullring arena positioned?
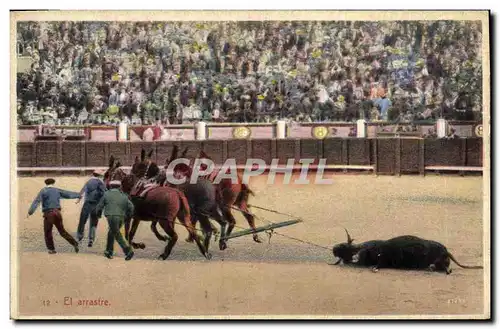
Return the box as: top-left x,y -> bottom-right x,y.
14,171 -> 485,318
12,12 -> 489,319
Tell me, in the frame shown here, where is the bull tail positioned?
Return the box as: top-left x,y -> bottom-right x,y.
448,252 -> 483,269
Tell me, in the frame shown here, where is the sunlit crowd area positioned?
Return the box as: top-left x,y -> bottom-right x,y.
16,21 -> 482,126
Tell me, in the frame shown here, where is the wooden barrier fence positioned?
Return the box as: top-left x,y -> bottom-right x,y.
16,138 -> 483,176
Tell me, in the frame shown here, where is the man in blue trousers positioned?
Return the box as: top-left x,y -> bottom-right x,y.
27,178 -> 81,254
76,169 -> 107,247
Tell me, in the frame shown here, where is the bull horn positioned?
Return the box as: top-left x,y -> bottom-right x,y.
345,228 -> 354,245
141,149 -> 146,162
148,149 -> 154,159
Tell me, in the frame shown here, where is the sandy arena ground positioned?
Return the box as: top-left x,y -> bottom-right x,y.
12,173 -> 487,318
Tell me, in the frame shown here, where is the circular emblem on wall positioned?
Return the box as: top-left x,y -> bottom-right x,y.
312,126 -> 329,139
232,126 -> 251,139
475,124 -> 483,137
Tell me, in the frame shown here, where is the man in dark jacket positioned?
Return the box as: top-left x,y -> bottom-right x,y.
95,180 -> 135,261
27,178 -> 81,254
76,169 -> 107,247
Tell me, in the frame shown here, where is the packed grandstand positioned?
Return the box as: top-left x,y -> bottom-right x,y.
16,21 -> 483,126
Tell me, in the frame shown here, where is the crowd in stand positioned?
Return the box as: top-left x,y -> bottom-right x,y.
16,20 -> 482,126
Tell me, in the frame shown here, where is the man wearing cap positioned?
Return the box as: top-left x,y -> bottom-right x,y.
76,169 -> 107,247
27,178 -> 81,254
94,180 -> 135,260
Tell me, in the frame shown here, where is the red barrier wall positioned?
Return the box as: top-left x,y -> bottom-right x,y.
17,138 -> 484,176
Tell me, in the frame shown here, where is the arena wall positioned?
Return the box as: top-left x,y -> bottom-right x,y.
17,120 -> 481,142
16,137 -> 483,175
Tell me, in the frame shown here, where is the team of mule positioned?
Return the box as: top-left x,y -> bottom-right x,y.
103,147 -> 262,260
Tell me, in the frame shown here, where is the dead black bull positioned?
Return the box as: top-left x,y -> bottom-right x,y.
373,235 -> 484,275
332,230 -> 483,275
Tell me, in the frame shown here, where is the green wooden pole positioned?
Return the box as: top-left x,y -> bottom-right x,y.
225,219 -> 302,240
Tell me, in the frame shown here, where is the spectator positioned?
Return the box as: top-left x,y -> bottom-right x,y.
424,127 -> 438,138
373,92 -> 392,121
16,21 -> 482,125
446,128 -> 460,139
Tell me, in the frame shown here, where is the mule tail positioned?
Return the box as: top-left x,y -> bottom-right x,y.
177,190 -> 192,222
236,172 -> 255,196
235,183 -> 254,205
241,183 -> 255,198
448,252 -> 483,269
177,189 -> 210,259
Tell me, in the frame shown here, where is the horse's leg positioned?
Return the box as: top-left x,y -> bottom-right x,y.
128,217 -> 145,250
211,222 -> 221,242
178,209 -> 211,260
185,212 -> 198,243
157,219 -> 178,260
219,206 -> 236,251
210,218 -> 222,242
197,215 -> 214,252
208,217 -> 220,241
217,188 -> 237,250
224,208 -> 237,237
211,207 -> 227,248
151,220 -> 168,242
237,201 -> 262,243
208,220 -> 220,241
124,216 -> 131,241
